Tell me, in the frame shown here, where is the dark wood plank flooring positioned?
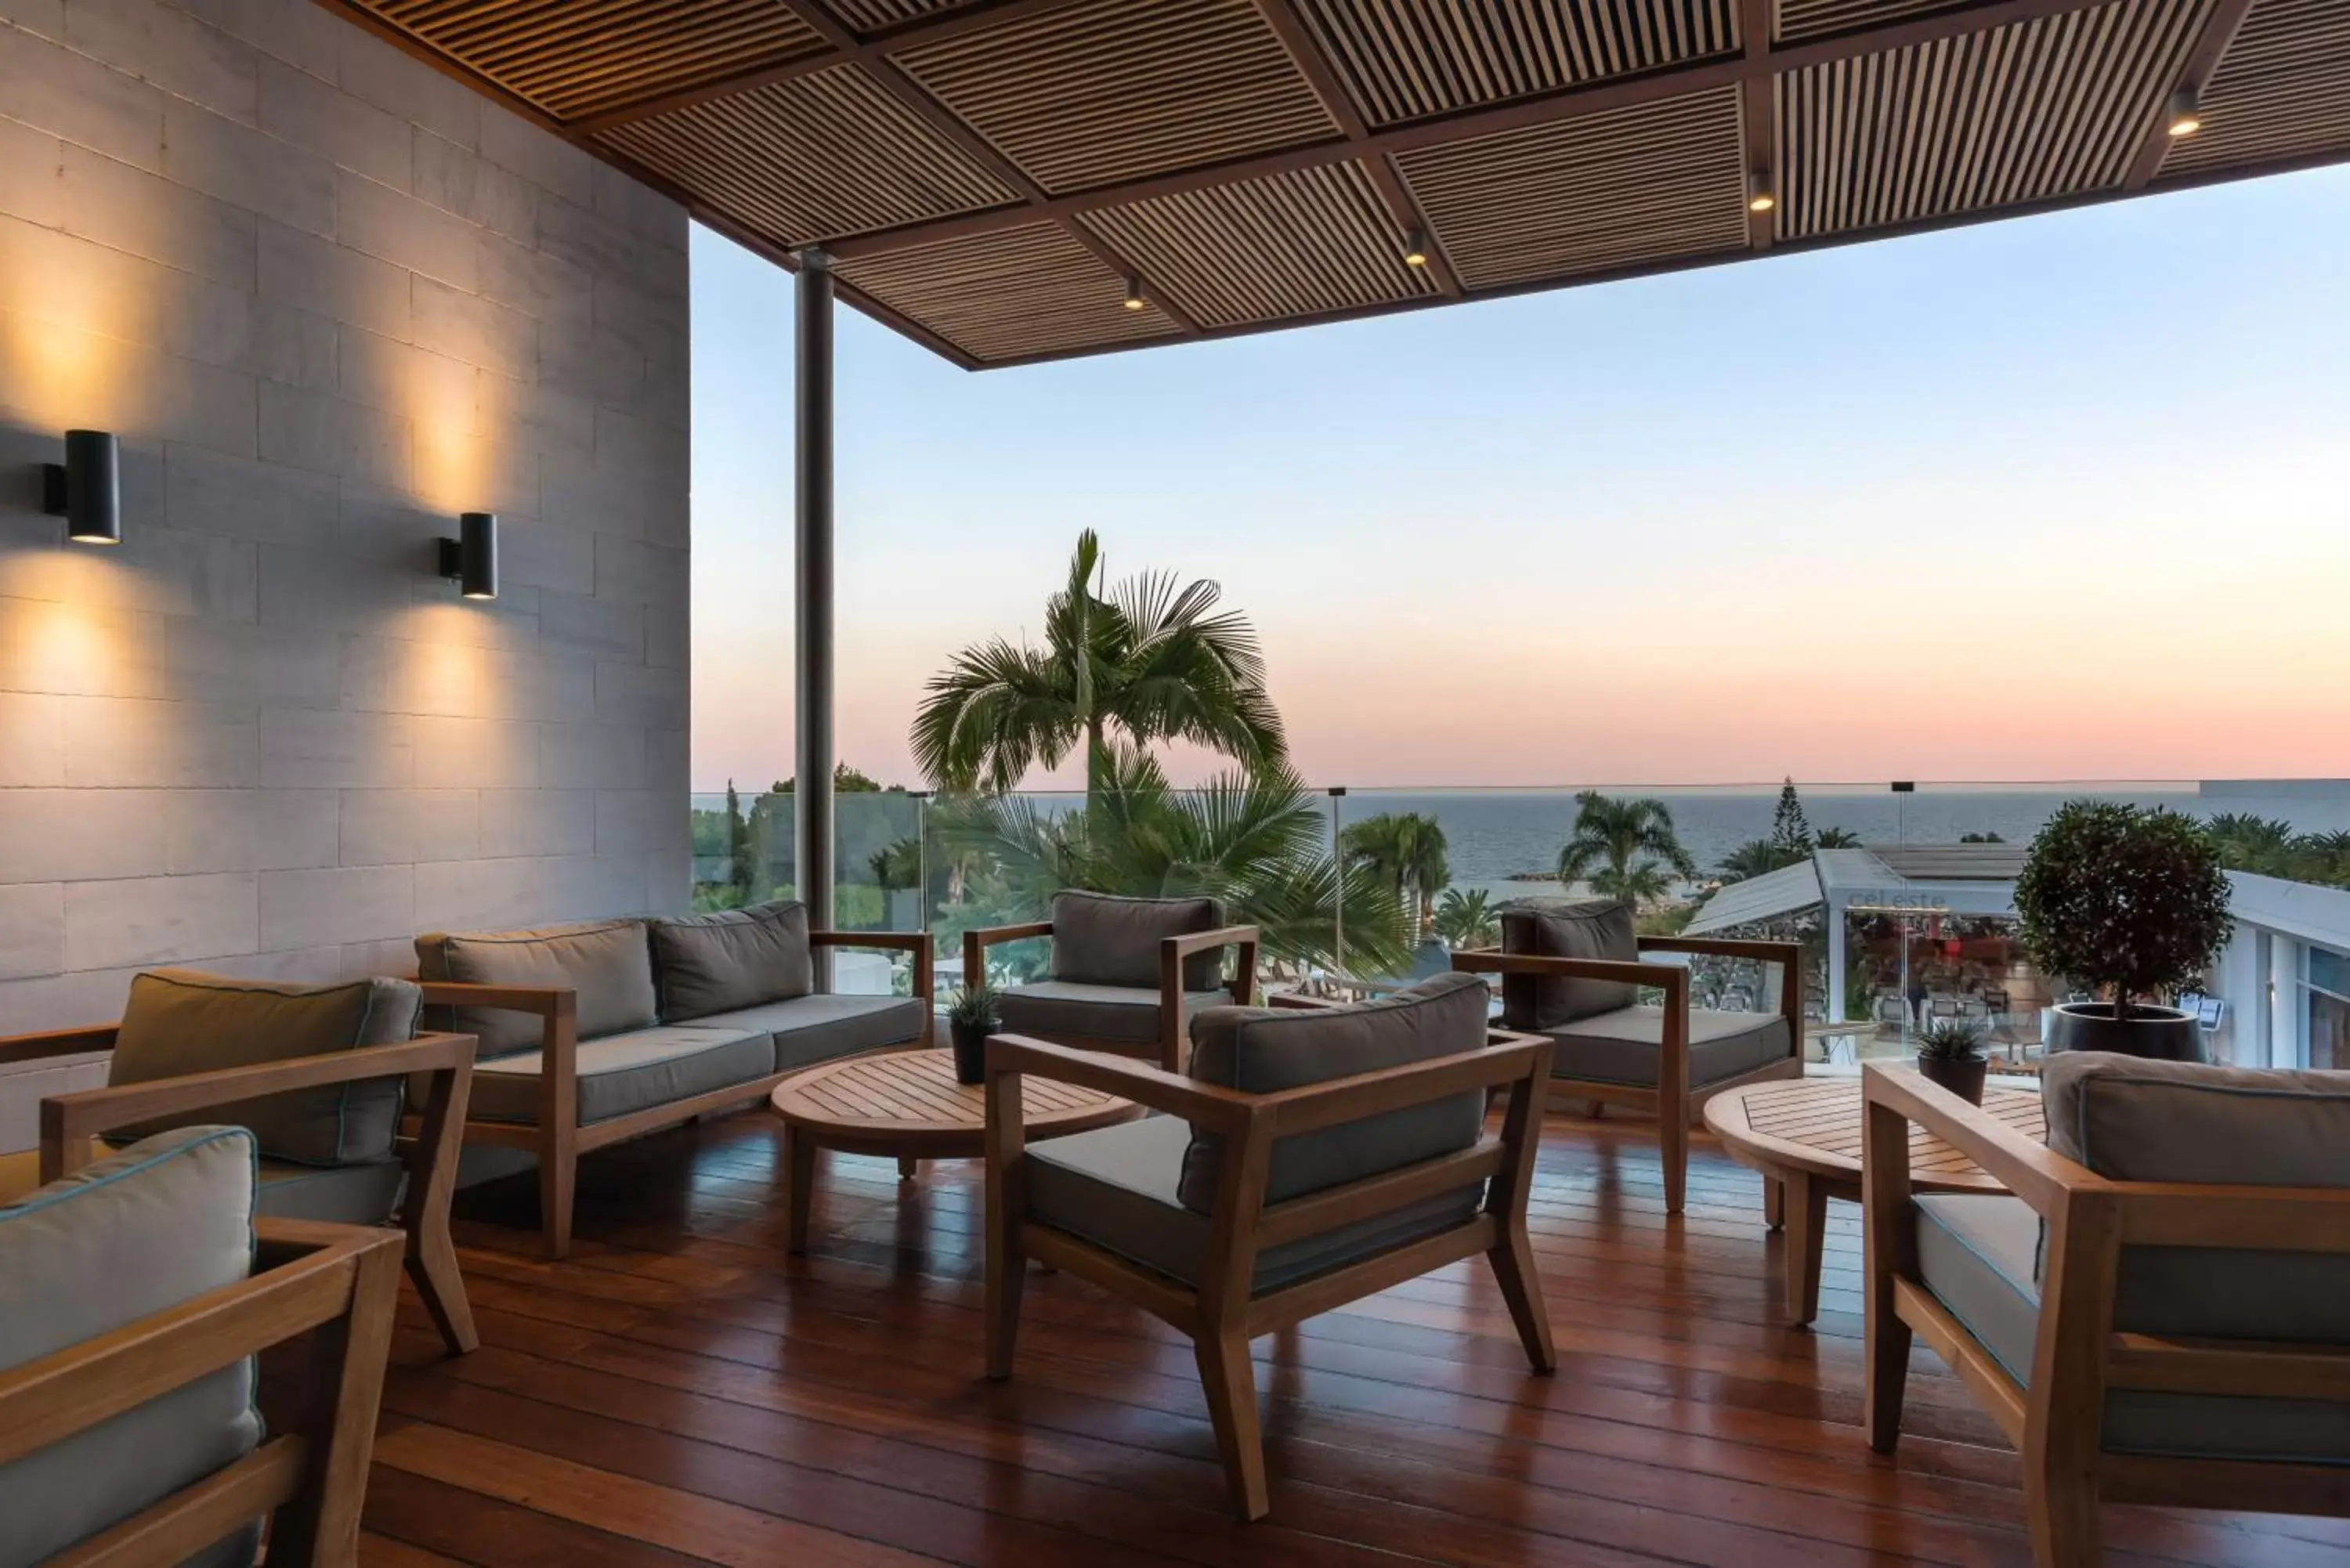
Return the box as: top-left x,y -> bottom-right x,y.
362,1110 -> 2348,1567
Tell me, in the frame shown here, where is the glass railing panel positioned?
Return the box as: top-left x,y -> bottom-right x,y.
689,789 -> 793,913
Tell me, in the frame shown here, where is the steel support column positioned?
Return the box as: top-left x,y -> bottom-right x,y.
795,250 -> 835,974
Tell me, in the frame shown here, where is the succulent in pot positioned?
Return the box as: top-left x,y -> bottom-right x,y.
1914,1017 -> 1990,1105
2013,801 -> 2231,1062
945,982 -> 1001,1086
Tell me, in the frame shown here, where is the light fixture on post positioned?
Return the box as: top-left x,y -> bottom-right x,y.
1123,276 -> 1146,312
439,511 -> 498,601
42,429 -> 121,545
2166,85 -> 2201,138
1746,171 -> 1777,215
1403,228 -> 1430,268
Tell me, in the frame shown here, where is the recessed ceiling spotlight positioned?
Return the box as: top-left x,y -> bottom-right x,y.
2167,85 -> 2202,138
1123,276 -> 1146,312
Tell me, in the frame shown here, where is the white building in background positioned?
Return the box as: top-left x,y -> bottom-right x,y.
2208,874 -> 2350,1070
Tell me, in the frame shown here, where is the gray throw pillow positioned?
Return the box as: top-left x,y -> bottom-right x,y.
108,970 -> 421,1166
647,900 -> 813,1021
414,919 -> 656,1056
0,1125 -> 262,1568
1051,891 -> 1224,992
1178,970 -> 1491,1214
1497,898 -> 1637,1031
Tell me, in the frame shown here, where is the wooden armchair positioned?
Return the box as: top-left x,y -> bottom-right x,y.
984,984 -> 1553,1519
1864,1059 -> 2350,1566
1453,932 -> 1803,1214
2,1024 -> 479,1358
966,891 -> 1258,1071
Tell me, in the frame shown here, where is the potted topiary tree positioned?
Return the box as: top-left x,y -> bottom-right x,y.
945,982 -> 1000,1086
1914,1017 -> 1990,1104
2012,801 -> 2232,1061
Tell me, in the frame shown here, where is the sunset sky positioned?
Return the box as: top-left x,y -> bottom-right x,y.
689,163 -> 2350,795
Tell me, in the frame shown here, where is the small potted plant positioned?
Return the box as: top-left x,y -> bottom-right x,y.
945,982 -> 1000,1086
1914,1017 -> 1990,1104
2013,801 -> 2231,1061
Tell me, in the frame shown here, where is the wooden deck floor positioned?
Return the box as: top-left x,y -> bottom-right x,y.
363,1110 -> 2345,1568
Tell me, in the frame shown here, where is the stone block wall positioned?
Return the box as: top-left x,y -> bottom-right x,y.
0,0 -> 691,1030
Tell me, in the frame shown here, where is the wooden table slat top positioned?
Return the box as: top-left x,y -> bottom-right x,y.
771,1047 -> 1139,1150
1707,1075 -> 2044,1193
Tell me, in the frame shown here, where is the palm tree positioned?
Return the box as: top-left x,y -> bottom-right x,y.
2204,813 -> 2298,878
1340,811 -> 1450,934
1432,887 -> 1499,950
1817,827 -> 1864,848
1557,791 -> 1697,908
930,746 -> 1413,982
1716,837 -> 1803,883
909,530 -> 1285,801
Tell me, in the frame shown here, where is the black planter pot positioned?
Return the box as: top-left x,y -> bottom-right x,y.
949,1019 -> 995,1086
2045,1002 -> 2205,1063
1916,1053 -> 1989,1105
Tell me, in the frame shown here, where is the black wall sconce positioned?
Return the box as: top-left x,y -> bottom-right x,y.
439,511 -> 498,600
42,430 -> 122,545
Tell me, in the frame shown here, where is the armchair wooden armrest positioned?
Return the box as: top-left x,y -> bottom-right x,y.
983,1033 -> 1256,1134
1449,948 -> 1693,992
0,1218 -> 404,1566
415,980 -> 577,1018
0,1022 -> 121,1067
961,920 -> 1054,985
1861,1061 -> 2084,1216
1162,924 -> 1260,1007
812,928 -> 935,1002
1639,934 -> 1802,966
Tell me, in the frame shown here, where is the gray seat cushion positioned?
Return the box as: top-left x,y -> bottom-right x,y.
646,901 -> 812,1021
471,1025 -> 772,1125
1915,1193 -> 2350,1464
108,969 -> 421,1166
255,1158 -> 407,1226
1000,981 -> 1231,1047
1498,898 -> 1637,1029
1050,891 -> 1225,991
1543,1005 -> 1792,1087
687,993 -> 927,1072
1180,970 -> 1491,1213
0,1126 -> 262,1568
416,919 -> 657,1058
1026,1115 -> 1480,1295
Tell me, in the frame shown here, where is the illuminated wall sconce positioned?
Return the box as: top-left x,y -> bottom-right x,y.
438,511 -> 498,600
42,429 -> 122,545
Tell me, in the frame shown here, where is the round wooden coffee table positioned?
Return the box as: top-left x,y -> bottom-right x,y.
1703,1075 -> 2046,1326
768,1048 -> 1142,1255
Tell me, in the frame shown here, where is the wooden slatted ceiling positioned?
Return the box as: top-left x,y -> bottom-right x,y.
1396,88 -> 1748,288
2156,0 -> 2350,176
888,0 -> 1342,193
1080,161 -> 1437,327
1777,0 -> 1981,42
833,222 -> 1184,359
1777,0 -> 2210,239
592,65 -> 1020,247
818,0 -> 986,34
1292,0 -> 1741,125
365,0 -> 826,121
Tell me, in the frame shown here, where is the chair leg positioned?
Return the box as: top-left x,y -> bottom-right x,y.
1487,1223 -> 1555,1373
985,1239 -> 1025,1380
1783,1171 -> 1827,1327
1194,1329 -> 1269,1521
2026,1465 -> 2103,1568
1659,1108 -> 1689,1216
406,1217 -> 479,1357
1864,1278 -> 1913,1454
539,1136 -> 577,1262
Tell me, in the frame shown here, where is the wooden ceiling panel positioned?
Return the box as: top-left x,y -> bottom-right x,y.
888,0 -> 1341,193
1776,0 -> 1979,44
818,0 -> 988,34
2156,0 -> 2350,177
1778,0 -> 2209,238
592,64 -> 1021,246
1396,88 -> 1748,288
358,0 -> 826,121
1292,0 -> 1740,125
834,222 -> 1185,359
1079,161 -> 1437,327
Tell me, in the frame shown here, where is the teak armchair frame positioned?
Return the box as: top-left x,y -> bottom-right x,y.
964,920 -> 1259,1071
1452,934 -> 1805,1214
3,1025 -> 479,1357
983,999 -> 1555,1520
1863,1064 -> 2350,1566
0,1216 -> 403,1568
422,928 -> 932,1259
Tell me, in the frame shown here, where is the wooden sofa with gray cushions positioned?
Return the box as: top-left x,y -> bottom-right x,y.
1,1125 -> 403,1568
416,900 -> 931,1255
1866,1053 -> 2350,1567
0,969 -> 479,1357
1453,897 -> 1804,1215
984,970 -> 1555,1519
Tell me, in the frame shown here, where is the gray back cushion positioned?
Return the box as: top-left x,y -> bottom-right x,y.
648,900 -> 812,1021
416,919 -> 656,1057
2043,1052 -> 2350,1343
1497,898 -> 1637,1031
1178,970 -> 1491,1214
1052,891 -> 1226,992
0,1126 -> 262,1568
110,970 -> 421,1166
